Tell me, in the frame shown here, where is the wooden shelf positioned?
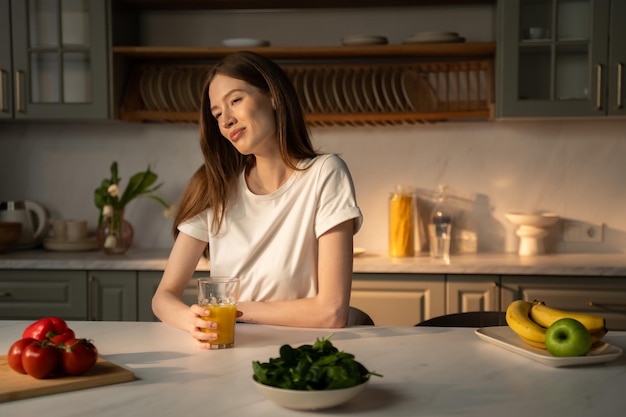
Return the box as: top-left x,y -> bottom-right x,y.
112,43 -> 496,60
116,0 -> 495,11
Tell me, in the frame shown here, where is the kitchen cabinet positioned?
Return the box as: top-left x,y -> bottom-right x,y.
350,273 -> 445,326
496,0 -> 626,118
1,0 -> 111,120
0,270 -> 87,319
500,275 -> 626,331
0,270 -> 136,321
446,274 -> 499,314
88,271 -> 137,321
137,271 -> 204,321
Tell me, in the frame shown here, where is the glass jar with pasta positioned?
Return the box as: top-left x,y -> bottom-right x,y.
389,186 -> 416,257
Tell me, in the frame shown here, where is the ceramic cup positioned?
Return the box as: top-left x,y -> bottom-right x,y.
66,219 -> 88,242
52,219 -> 67,240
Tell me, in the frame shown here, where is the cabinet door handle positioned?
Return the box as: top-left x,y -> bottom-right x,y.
0,291 -> 12,298
617,62 -> 623,109
596,64 -> 603,110
588,301 -> 626,314
0,69 -> 6,112
88,275 -> 96,321
15,70 -> 25,113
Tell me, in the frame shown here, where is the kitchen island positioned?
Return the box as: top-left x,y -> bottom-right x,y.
0,321 -> 624,416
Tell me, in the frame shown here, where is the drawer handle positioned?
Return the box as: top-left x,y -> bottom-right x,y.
588,301 -> 626,314
617,62 -> 623,109
0,291 -> 12,298
0,69 -> 6,112
88,275 -> 96,321
596,64 -> 603,110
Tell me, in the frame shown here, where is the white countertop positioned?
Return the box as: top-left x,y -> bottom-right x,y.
0,321 -> 624,416
2,248 -> 626,276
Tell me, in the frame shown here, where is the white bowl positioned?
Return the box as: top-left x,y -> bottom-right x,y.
252,379 -> 368,410
505,212 -> 559,228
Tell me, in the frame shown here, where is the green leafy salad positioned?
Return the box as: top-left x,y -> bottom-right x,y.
252,335 -> 382,391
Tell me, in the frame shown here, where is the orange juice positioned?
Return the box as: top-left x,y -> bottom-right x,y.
200,304 -> 237,347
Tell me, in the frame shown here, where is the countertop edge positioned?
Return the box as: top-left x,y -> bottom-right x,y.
1,249 -> 626,276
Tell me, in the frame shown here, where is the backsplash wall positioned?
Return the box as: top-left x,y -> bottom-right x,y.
1,119 -> 626,255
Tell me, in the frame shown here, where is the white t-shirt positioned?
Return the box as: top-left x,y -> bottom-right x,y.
178,154 -> 363,302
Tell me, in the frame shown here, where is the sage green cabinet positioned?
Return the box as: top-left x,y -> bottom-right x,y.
0,270 -> 88,319
137,271 -> 204,322
1,0 -> 111,120
496,0 -> 626,118
88,270 -> 137,321
500,275 -> 626,331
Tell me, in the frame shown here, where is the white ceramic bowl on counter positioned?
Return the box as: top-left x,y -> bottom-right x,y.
252,379 -> 368,410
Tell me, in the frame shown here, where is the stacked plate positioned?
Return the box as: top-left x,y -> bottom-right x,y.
341,35 -> 388,46
222,38 -> 270,47
403,31 -> 465,44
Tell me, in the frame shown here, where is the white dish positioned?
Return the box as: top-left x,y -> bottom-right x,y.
475,326 -> 623,368
341,35 -> 388,46
353,247 -> 366,257
253,379 -> 368,410
222,38 -> 270,47
43,237 -> 98,252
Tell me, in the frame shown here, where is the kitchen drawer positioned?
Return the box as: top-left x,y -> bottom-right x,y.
0,270 -> 87,320
501,276 -> 626,331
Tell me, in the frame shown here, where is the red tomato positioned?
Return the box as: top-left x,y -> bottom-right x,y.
49,328 -> 76,345
61,338 -> 98,376
22,317 -> 69,341
7,338 -> 37,374
22,341 -> 60,379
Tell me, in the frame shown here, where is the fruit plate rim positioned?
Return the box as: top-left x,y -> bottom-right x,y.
475,326 -> 623,368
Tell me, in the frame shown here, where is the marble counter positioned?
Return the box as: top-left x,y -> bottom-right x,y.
0,321 -> 625,416
1,248 -> 626,276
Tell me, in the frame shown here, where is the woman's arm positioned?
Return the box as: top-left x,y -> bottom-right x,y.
236,219 -> 354,328
152,233 -> 223,348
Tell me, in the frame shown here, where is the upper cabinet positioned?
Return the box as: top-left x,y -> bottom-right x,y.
0,0 -> 111,121
496,0 -> 626,118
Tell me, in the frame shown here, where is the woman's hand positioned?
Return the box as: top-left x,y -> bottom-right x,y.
189,304 -> 219,349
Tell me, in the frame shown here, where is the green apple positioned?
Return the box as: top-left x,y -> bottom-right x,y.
545,318 -> 592,357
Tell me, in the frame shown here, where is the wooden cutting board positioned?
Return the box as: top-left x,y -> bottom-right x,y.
0,355 -> 136,403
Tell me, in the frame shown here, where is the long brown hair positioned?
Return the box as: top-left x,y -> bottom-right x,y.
173,51 -> 318,239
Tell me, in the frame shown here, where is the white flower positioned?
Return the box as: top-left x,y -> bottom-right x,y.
163,204 -> 177,219
104,235 -> 117,248
107,184 -> 120,197
102,205 -> 114,217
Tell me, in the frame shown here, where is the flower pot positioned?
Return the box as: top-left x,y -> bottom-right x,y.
95,209 -> 134,254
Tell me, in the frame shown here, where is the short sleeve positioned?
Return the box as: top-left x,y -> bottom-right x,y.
177,210 -> 210,242
314,155 -> 363,238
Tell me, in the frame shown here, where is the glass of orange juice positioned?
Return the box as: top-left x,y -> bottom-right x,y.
197,277 -> 240,349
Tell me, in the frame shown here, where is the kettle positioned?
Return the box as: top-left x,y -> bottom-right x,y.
0,200 -> 49,248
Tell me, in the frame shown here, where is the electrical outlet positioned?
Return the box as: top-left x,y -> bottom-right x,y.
562,221 -> 603,243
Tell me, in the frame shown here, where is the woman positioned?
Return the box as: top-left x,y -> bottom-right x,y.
152,51 -> 362,349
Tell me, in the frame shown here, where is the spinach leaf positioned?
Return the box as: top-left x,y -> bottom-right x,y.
252,334 -> 382,390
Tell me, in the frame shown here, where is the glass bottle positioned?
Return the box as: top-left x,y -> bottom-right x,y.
429,185 -> 452,263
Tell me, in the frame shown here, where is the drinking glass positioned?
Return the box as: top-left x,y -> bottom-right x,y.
197,277 -> 240,349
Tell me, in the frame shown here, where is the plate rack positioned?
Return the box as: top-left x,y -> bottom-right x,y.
119,59 -> 493,126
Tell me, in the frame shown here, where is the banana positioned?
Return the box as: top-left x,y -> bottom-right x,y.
505,300 -> 547,344
529,301 -> 606,333
518,335 -> 546,349
591,328 -> 608,344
